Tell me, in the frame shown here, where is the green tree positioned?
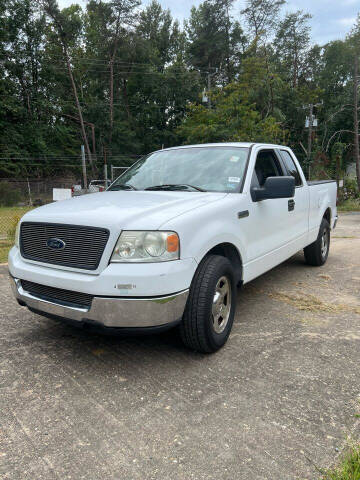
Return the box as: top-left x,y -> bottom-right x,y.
107,0 -> 140,148
186,0 -> 246,83
41,0 -> 96,174
177,82 -> 285,144
274,11 -> 312,88
241,0 -> 285,40
0,0 -> 359,192
137,0 -> 179,66
349,14 -> 360,190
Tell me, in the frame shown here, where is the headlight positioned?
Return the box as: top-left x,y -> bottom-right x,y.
111,231 -> 180,263
15,221 -> 21,248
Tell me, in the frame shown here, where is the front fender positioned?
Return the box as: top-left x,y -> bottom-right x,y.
162,194 -> 248,268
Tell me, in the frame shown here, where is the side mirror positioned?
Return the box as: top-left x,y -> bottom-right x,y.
251,176 -> 295,202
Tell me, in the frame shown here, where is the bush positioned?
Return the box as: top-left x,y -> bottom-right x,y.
343,178 -> 360,199
0,182 -> 22,206
337,198 -> 360,211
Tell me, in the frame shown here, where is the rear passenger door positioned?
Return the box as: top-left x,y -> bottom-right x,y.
277,149 -> 309,243
246,149 -> 293,263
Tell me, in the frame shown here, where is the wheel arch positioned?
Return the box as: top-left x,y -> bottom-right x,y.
204,242 -> 243,285
323,207 -> 331,225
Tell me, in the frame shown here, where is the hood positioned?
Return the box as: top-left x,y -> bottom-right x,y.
22,190 -> 227,231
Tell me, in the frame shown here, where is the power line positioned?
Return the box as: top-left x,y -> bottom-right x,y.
4,58 -> 216,76
0,95 -> 191,111
48,68 -> 202,76
34,54 -> 219,71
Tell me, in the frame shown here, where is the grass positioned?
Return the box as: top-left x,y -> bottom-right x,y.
267,291 -> 360,315
0,206 -> 33,236
319,445 -> 360,480
0,206 -> 33,263
337,199 -> 360,212
0,239 -> 12,263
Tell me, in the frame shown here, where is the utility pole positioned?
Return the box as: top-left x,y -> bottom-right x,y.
104,147 -> 108,186
27,177 -> 32,206
307,103 -> 313,179
353,55 -> 360,191
90,123 -> 96,161
81,145 -> 87,190
303,101 -> 322,179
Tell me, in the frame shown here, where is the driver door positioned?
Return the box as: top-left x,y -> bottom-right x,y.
245,149 -> 293,280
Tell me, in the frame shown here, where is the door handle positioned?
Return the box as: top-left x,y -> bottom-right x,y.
288,199 -> 295,211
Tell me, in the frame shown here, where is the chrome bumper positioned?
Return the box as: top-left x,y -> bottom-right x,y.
10,277 -> 188,329
333,215 -> 338,229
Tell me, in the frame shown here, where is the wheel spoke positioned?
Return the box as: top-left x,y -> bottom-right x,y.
218,283 -> 228,297
321,230 -> 329,258
212,276 -> 232,334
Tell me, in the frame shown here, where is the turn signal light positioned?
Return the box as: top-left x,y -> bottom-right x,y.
167,234 -> 179,252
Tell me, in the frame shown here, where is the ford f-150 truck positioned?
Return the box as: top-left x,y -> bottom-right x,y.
9,143 -> 337,352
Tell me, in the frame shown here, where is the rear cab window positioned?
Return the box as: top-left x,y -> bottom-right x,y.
279,150 -> 302,187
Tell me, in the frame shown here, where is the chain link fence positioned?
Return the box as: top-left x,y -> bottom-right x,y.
0,154 -> 141,262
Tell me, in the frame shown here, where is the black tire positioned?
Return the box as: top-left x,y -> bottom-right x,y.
180,254 -> 237,353
304,218 -> 330,266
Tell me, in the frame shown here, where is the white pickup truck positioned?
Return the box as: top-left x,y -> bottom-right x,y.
9,143 -> 337,352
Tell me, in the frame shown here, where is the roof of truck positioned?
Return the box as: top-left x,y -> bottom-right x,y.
158,142 -> 288,152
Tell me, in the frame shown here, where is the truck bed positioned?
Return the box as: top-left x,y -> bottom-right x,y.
307,180 -> 337,186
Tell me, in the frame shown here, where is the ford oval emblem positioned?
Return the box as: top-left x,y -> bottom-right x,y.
47,238 -> 66,250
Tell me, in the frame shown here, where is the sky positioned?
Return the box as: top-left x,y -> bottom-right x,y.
58,0 -> 360,45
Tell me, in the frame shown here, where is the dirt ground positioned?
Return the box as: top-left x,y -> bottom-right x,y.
0,213 -> 359,479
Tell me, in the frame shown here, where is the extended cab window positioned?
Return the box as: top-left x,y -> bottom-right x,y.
252,150 -> 283,187
279,150 -> 302,186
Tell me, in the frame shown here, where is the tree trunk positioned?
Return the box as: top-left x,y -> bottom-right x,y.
264,46 -> 274,115
109,56 -> 114,148
292,50 -> 298,89
354,55 -> 360,191
122,78 -> 131,122
63,114 -> 97,163
41,0 -> 96,176
224,0 -> 231,83
108,12 -> 122,152
64,47 -> 95,177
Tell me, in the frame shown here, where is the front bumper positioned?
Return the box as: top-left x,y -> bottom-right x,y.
8,246 -> 197,297
11,277 -> 188,329
333,215 -> 338,229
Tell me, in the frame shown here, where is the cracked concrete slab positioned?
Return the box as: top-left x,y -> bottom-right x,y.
0,213 -> 359,479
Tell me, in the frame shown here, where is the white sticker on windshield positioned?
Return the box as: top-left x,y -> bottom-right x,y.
228,176 -> 241,183
229,156 -> 240,162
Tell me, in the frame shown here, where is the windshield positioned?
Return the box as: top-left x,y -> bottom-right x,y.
108,147 -> 249,193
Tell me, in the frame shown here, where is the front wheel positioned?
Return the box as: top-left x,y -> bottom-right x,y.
180,255 -> 237,353
304,218 -> 330,266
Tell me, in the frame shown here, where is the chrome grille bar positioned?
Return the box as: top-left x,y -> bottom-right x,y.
20,222 -> 109,270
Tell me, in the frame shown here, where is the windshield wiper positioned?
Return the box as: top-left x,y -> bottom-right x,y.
145,184 -> 206,192
109,183 -> 138,191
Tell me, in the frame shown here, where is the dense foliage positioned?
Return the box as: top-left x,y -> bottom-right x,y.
0,0 -> 359,186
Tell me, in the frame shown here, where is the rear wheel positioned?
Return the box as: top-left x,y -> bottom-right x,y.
304,218 -> 330,266
180,255 -> 237,353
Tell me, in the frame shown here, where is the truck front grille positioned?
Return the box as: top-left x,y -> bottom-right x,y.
20,222 -> 109,270
21,280 -> 93,309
